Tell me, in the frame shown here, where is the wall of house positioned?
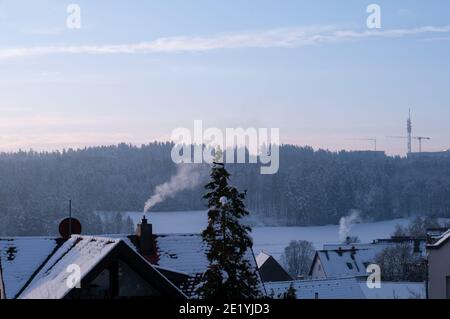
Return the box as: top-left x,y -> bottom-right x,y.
310,258 -> 326,279
118,261 -> 161,297
0,274 -> 4,299
71,269 -> 112,299
428,242 -> 450,299
259,257 -> 293,282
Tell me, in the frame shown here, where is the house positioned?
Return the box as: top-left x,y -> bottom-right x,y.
427,229 -> 450,299
309,248 -> 377,279
0,235 -> 186,299
323,236 -> 427,258
0,216 -> 264,299
256,251 -> 292,282
265,277 -> 425,299
314,236 -> 428,280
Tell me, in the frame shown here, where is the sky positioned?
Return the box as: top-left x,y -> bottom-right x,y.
0,0 -> 450,155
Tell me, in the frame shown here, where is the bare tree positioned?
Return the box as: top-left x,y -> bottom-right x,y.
393,216 -> 441,238
374,243 -> 426,282
281,240 -> 315,278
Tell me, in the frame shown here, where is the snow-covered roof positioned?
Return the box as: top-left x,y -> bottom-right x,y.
0,237 -> 61,299
1,233 -> 264,299
427,229 -> 450,249
1,235 -> 188,299
255,251 -> 271,268
265,277 -> 425,299
322,243 -> 392,252
266,277 -> 365,299
359,282 -> 425,299
19,236 -> 121,299
126,233 -> 266,297
153,234 -> 210,275
125,233 -> 261,279
312,249 -> 378,278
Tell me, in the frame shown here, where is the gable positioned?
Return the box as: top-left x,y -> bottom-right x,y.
18,236 -> 121,299
18,236 -> 186,299
310,254 -> 326,279
259,257 -> 292,282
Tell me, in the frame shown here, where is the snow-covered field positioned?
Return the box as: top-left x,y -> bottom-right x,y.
123,211 -> 410,260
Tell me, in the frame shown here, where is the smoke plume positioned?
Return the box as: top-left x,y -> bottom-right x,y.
144,164 -> 203,213
338,210 -> 361,243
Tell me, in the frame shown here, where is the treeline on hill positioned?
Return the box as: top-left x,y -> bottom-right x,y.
1,142 -> 450,236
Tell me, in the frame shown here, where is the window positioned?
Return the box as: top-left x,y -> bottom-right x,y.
414,240 -> 420,253
346,262 -> 353,270
77,269 -> 111,299
118,260 -> 160,297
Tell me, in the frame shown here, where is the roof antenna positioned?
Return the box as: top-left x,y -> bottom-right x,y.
58,200 -> 82,239
69,199 -> 72,237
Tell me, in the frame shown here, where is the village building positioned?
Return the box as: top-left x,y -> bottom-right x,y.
309,248 -> 377,279
256,251 -> 292,282
427,229 -> 450,299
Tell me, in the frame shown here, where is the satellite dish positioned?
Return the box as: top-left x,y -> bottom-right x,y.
59,217 -> 82,239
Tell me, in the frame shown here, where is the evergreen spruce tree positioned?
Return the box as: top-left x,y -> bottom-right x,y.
283,283 -> 297,299
197,154 -> 261,299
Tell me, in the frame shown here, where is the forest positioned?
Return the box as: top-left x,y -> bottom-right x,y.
0,142 -> 449,236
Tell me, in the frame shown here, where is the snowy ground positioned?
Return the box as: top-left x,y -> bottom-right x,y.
121,211 -> 411,260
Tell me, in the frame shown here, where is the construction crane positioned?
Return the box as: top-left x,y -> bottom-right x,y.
413,136 -> 431,153
348,138 -> 377,151
386,136 -> 431,153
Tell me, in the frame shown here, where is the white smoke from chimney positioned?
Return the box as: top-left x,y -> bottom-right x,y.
144,164 -> 203,213
338,210 -> 361,243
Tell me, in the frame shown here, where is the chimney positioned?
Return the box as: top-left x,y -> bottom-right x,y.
136,215 -> 154,256
345,236 -> 351,245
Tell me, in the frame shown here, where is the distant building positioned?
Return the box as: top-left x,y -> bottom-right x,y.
323,236 -> 427,258
427,229 -> 450,299
256,251 -> 292,282
0,216 -> 264,299
309,248 -> 378,279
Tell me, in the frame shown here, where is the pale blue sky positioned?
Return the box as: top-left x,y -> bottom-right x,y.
1,0 -> 450,155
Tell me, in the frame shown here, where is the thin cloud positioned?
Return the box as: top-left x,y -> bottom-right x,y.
0,115 -> 148,130
0,132 -> 134,152
1,24 -> 450,58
